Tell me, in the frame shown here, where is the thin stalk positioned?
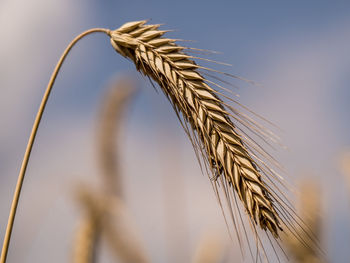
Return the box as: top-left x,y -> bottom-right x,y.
0,27 -> 111,263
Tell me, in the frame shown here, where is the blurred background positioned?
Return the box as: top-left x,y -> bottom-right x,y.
1,0 -> 350,262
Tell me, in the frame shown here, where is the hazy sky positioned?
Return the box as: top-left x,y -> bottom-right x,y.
1,1 -> 350,262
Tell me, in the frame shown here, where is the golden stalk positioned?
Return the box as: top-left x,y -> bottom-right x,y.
1,28 -> 110,263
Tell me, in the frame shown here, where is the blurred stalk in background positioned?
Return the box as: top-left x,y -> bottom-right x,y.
283,178 -> 324,263
72,76 -> 150,263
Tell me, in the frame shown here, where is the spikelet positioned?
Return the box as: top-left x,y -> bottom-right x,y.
109,20 -> 283,239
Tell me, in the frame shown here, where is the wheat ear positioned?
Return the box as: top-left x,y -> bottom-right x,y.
109,20 -> 282,237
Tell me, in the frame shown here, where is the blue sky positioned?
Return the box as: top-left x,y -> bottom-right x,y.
1,1 -> 350,262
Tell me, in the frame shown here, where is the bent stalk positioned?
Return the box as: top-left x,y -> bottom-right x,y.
0,28 -> 111,263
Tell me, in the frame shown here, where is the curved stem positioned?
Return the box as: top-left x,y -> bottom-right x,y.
0,27 -> 111,263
